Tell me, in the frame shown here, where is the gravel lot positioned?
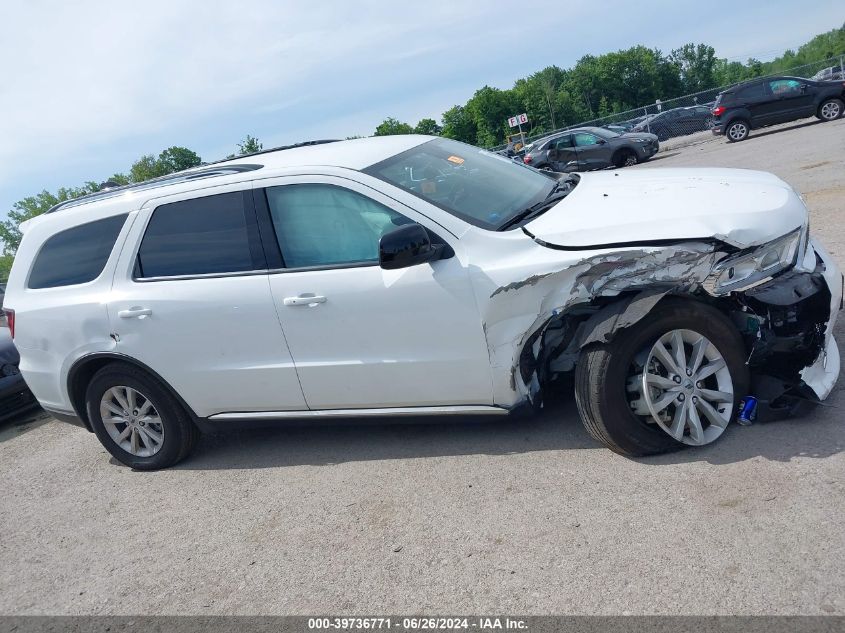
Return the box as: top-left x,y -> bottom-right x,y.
1,118 -> 844,616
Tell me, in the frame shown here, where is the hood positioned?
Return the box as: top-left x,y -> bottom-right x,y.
525,168 -> 806,249
620,132 -> 658,141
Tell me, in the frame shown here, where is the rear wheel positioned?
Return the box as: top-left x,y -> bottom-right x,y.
86,362 -> 200,469
574,299 -> 749,456
817,98 -> 843,121
725,119 -> 749,142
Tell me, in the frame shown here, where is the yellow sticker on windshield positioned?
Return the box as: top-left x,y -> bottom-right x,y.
447,155 -> 465,164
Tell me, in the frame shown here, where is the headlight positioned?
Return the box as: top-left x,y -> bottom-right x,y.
630,137 -> 650,143
704,227 -> 803,295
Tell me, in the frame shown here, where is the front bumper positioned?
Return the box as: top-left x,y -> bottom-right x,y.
739,237 -> 842,402
799,238 -> 842,399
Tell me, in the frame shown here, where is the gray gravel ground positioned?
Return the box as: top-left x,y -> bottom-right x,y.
1,117 -> 844,615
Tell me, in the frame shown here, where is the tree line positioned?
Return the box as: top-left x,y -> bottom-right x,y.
375,25 -> 845,146
2,25 -> 843,278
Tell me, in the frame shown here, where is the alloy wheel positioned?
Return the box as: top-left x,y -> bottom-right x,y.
100,386 -> 165,457
820,101 -> 841,120
727,122 -> 747,141
627,329 -> 734,446
623,154 -> 638,167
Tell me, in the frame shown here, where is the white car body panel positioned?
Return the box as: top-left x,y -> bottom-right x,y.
108,182 -> 308,418
2,136 -> 840,430
257,175 -> 493,410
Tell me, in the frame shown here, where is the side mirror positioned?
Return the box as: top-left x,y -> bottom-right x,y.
379,223 -> 436,270
597,139 -> 606,144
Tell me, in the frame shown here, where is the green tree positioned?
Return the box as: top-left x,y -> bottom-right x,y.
374,117 -> 414,136
128,154 -> 163,183
465,86 -> 519,147
0,183 -> 100,257
237,135 -> 263,155
440,105 -> 477,143
670,43 -> 717,93
413,118 -> 441,135
129,147 -> 201,183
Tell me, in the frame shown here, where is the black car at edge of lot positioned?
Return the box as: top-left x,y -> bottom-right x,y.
711,75 -> 845,142
0,285 -> 38,422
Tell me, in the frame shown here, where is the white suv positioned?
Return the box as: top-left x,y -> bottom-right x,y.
4,136 -> 841,469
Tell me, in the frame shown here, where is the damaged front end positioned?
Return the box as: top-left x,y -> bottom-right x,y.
718,237 -> 842,418
504,235 -> 841,423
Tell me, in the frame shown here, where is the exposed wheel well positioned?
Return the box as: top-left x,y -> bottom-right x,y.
518,292 -> 726,400
612,147 -> 636,165
67,354 -> 198,430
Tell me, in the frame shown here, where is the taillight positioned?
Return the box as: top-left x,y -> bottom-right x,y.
712,106 -> 725,116
3,309 -> 14,339
523,154 -> 532,164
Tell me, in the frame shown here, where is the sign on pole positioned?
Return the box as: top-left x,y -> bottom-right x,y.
507,113 -> 529,148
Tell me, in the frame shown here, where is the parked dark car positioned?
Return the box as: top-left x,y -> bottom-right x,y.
630,106 -> 714,141
0,283 -> 38,421
521,126 -> 658,171
0,327 -> 37,422
711,76 -> 845,142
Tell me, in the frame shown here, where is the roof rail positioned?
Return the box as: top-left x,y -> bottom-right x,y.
206,139 -> 342,165
46,164 -> 264,214
46,138 -> 342,215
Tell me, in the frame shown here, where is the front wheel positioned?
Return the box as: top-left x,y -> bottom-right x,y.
86,362 -> 200,469
574,299 -> 749,456
613,150 -> 638,168
817,98 -> 843,121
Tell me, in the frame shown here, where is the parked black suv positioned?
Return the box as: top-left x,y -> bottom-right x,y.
712,76 -> 845,142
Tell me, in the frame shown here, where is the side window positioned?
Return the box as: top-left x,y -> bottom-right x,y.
265,184 -> 411,269
136,191 -> 262,279
28,214 -> 128,289
737,83 -> 766,100
769,79 -> 803,96
573,133 -> 600,147
551,135 -> 572,149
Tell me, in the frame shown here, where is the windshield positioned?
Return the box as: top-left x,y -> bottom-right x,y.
364,138 -> 556,230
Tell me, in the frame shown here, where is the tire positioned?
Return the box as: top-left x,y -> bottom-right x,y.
86,362 -> 200,469
613,149 -> 638,168
725,119 -> 749,142
574,299 -> 749,457
817,98 -> 843,121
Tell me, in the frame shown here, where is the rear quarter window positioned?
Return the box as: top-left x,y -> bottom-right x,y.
736,83 -> 767,100
27,214 -> 128,289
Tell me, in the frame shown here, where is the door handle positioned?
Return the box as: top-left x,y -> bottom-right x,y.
283,294 -> 327,307
118,307 -> 152,318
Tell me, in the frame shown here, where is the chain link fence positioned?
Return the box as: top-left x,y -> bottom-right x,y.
495,55 -> 845,152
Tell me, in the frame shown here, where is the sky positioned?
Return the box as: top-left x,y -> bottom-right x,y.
0,0 -> 842,219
